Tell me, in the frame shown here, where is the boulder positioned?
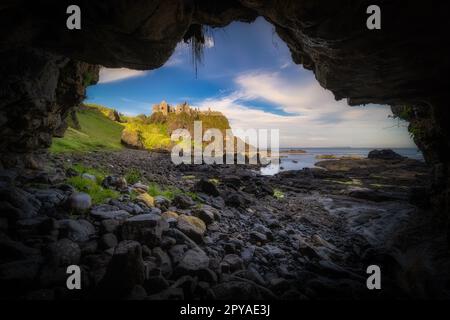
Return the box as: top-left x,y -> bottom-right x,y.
136,193 -> 155,207
101,240 -> 145,292
99,233 -> 118,250
221,254 -> 244,273
67,192 -> 92,212
175,248 -> 210,274
0,186 -> 40,220
176,215 -> 206,243
46,238 -> 81,266
90,207 -> 131,221
59,219 -> 96,242
193,205 -> 219,225
102,176 -> 127,190
194,178 -> 220,196
121,214 -> 168,247
172,194 -> 194,209
121,129 -> 144,150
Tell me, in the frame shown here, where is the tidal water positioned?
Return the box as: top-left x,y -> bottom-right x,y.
260,147 -> 424,176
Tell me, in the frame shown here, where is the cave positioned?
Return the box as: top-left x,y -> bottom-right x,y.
1,0 -> 450,301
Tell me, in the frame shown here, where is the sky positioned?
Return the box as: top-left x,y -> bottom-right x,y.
86,17 -> 414,148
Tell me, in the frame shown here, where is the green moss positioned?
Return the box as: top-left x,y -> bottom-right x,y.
67,176 -> 119,205
273,188 -> 285,200
146,182 -> 198,202
208,178 -> 220,185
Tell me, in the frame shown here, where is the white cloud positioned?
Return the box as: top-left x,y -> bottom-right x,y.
196,71 -> 414,148
205,36 -> 215,48
98,68 -> 148,84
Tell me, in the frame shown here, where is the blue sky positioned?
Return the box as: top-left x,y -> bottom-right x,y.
86,17 -> 415,148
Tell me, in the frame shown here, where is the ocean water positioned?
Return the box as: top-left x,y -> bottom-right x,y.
260,147 -> 424,175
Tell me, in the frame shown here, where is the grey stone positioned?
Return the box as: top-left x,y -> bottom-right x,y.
59,219 -> 95,242
68,192 -> 92,212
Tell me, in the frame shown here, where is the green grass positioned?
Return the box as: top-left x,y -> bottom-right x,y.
273,188 -> 285,200
71,163 -> 108,183
123,119 -> 171,150
51,107 -> 124,153
67,176 -> 119,205
124,168 -> 142,185
146,182 -> 198,201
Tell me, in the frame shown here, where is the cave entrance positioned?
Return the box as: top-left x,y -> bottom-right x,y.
68,17 -> 421,171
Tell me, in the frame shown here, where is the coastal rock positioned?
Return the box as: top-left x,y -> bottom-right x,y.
102,176 -> 127,190
67,192 -> 92,212
59,219 -> 96,243
368,149 -> 404,161
193,206 -> 218,225
172,194 -> 195,209
101,240 -> 145,293
46,238 -> 81,266
194,178 -> 220,197
175,248 -> 210,274
176,215 -> 206,243
136,193 -> 155,208
121,214 -> 168,247
90,207 -> 131,221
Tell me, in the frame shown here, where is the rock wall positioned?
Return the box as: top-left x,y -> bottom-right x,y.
0,1 -> 449,222
0,48 -> 99,168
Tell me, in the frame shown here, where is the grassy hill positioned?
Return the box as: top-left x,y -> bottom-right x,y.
51,106 -> 124,153
51,103 -> 232,153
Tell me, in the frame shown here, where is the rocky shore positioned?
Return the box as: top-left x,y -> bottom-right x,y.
1,149 -> 449,300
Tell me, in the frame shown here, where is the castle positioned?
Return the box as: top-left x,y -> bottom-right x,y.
152,100 -> 222,116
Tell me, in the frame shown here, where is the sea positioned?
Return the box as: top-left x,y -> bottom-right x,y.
260,147 -> 424,175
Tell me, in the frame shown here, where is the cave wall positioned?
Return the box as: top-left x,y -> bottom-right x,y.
0,48 -> 99,168
0,0 -> 449,222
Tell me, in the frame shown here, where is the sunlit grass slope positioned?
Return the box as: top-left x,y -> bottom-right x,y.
51,107 -> 124,153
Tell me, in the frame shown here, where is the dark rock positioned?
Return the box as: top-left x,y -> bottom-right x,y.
194,178 -> 220,196
172,194 -> 195,209
154,196 -> 170,210
121,214 -> 168,248
147,287 -> 184,300
175,248 -> 210,275
169,244 -> 188,265
249,231 -> 268,244
100,219 -> 121,234
101,240 -> 145,293
91,207 -> 131,221
0,187 -> 40,220
368,149 -> 404,160
101,175 -> 127,191
152,247 -> 172,277
144,275 -> 169,294
125,285 -> 147,300
0,239 -> 40,262
46,238 -> 81,266
99,233 -> 118,250
220,254 -> 244,273
67,192 -> 92,212
193,205 -> 218,225
209,281 -> 267,300
176,214 -> 206,243
59,219 -> 96,242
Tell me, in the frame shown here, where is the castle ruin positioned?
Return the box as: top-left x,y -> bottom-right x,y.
152,100 -> 222,116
